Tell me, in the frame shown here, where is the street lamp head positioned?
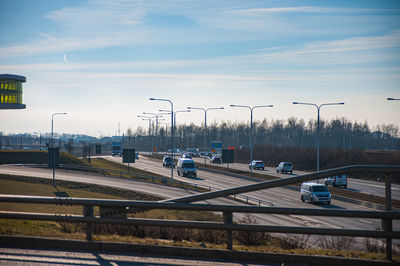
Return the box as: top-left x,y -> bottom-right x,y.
387,98 -> 399,101
149,98 -> 155,101
292,102 -> 299,104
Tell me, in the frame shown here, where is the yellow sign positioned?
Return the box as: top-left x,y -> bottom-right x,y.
153,147 -> 157,151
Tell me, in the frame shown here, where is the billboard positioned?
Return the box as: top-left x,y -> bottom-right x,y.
123,148 -> 135,163
211,141 -> 222,153
222,149 -> 234,164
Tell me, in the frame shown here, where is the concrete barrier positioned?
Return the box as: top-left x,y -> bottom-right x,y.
0,235 -> 395,266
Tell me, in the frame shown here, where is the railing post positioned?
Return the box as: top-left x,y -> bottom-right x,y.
84,205 -> 93,241
223,211 -> 233,250
384,174 -> 392,261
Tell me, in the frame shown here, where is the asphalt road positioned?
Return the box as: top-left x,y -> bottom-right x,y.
191,157 -> 400,200
105,156 -> 400,235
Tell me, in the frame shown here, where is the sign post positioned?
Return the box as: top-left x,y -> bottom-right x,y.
95,144 -> 101,157
123,148 -> 135,175
222,147 -> 234,170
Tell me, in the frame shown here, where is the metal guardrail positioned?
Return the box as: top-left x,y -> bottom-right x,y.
50,164 -> 274,207
0,194 -> 399,261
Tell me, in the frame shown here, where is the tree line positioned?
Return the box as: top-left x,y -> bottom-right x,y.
126,117 -> 399,152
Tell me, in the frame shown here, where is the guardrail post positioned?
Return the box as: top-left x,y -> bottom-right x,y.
84,205 -> 94,241
384,174 -> 392,261
223,211 -> 233,250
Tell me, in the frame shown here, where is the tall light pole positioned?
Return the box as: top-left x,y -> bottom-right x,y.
143,112 -> 169,152
293,102 -> 344,172
230,105 -> 273,175
150,98 -> 174,182
160,109 -> 191,149
187,106 -> 224,166
51,112 -> 67,186
138,115 -> 154,152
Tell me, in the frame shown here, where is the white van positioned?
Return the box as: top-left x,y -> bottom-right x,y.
300,182 -> 331,204
177,158 -> 197,178
325,174 -> 347,188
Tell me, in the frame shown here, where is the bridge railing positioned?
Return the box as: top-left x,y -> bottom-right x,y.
0,194 -> 399,261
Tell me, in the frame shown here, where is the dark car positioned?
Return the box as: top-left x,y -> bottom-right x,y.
162,156 -> 174,168
210,156 -> 222,164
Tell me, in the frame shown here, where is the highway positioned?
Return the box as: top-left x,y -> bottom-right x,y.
191,157 -> 400,201
1,159 -> 399,250
105,155 -> 400,235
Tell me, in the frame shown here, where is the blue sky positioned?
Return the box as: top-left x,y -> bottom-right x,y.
1,0 -> 400,136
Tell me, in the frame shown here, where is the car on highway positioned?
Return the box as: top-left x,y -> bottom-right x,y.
325,174 -> 347,188
177,158 -> 197,178
300,182 -> 331,205
249,160 -> 265,170
181,153 -> 192,159
210,156 -> 222,164
162,156 -> 174,168
276,162 -> 293,174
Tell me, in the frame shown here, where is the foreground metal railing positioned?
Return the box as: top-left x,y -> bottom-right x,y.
0,194 -> 399,261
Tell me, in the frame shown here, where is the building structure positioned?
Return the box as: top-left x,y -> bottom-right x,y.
0,74 -> 26,109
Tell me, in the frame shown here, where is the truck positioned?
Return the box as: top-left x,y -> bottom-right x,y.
112,142 -> 122,156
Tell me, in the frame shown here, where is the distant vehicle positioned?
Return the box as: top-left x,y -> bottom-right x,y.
111,142 -> 122,156
162,156 -> 174,168
23,147 -> 30,150
210,156 -> 221,164
249,160 -> 265,170
177,158 -> 197,178
181,153 -> 192,159
325,174 -> 347,188
186,148 -> 199,157
300,182 -> 331,204
168,148 -> 183,155
276,162 -> 293,174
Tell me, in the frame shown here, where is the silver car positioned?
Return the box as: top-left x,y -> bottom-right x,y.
276,162 -> 293,174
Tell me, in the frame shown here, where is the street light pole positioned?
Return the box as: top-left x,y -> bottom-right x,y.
143,112 -> 167,152
293,102 -> 344,172
150,98 -> 174,182
160,109 -> 191,147
230,105 -> 273,175
187,106 -> 224,166
51,112 -> 67,186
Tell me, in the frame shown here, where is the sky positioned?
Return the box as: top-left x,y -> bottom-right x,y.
1,0 -> 400,136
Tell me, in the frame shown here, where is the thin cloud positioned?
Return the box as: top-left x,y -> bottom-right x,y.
230,6 -> 400,14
